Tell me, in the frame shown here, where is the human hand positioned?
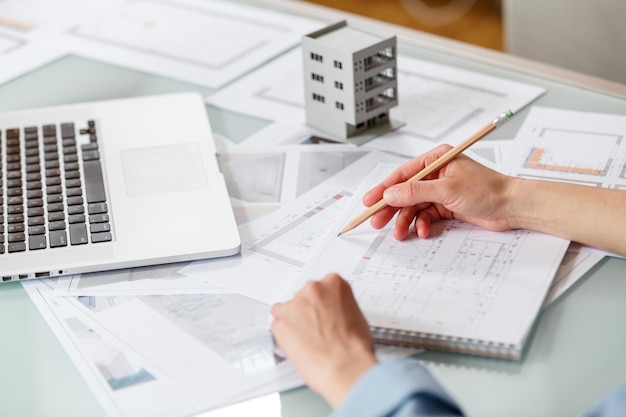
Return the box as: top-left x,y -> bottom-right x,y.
363,144 -> 519,240
271,273 -> 377,409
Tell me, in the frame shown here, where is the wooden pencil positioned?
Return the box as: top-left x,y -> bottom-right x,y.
338,110 -> 514,236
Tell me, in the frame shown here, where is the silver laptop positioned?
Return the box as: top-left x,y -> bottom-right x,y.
0,92 -> 240,282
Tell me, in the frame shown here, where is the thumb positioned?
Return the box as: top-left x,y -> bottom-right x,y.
383,179 -> 443,208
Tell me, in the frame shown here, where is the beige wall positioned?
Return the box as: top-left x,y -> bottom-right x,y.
503,0 -> 626,84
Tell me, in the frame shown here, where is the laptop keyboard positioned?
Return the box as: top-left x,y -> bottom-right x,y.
1,120 -> 112,255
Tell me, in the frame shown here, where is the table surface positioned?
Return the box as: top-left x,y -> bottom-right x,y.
1,1 -> 626,416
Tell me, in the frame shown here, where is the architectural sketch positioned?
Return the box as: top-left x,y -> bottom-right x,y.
248,191 -> 353,269
522,129 -> 619,176
504,107 -> 626,189
302,20 -> 399,142
302,163 -> 568,350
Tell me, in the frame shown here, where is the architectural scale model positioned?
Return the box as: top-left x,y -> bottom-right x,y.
302,20 -> 401,144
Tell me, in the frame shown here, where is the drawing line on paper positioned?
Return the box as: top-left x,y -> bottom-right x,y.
349,220 -> 529,332
248,191 -> 353,268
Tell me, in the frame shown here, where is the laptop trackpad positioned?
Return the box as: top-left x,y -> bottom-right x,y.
121,144 -> 208,197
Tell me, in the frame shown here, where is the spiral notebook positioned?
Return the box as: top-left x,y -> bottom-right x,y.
297,164 -> 569,360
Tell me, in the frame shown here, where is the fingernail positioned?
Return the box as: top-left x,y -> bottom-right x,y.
383,187 -> 399,203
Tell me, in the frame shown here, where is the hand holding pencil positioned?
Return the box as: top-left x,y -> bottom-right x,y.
339,110 -> 514,237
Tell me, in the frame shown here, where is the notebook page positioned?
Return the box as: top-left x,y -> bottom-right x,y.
304,163 -> 569,350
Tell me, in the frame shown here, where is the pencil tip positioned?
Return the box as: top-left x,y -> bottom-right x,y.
337,232 -> 342,237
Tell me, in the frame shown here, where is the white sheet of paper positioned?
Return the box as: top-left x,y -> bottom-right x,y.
542,243 -> 605,308
0,0 -> 123,84
0,39 -> 68,85
0,0 -> 120,40
52,264 -> 224,296
23,280 -> 301,416
57,0 -> 323,88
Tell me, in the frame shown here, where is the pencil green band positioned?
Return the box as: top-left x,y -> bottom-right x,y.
493,110 -> 514,127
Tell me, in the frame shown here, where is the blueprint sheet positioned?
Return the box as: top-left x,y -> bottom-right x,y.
503,106 -> 626,190
300,163 -> 569,349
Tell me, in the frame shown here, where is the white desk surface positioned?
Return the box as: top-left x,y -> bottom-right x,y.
1,1 -> 626,416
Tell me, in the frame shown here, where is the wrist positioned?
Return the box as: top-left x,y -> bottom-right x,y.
503,176 -> 528,230
317,343 -> 378,409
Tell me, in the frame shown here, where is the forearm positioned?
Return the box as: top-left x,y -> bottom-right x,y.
508,178 -> 626,256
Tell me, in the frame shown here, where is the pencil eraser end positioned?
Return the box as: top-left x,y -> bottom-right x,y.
506,109 -> 514,117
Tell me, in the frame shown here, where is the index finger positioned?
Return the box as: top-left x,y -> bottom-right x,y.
362,144 -> 453,207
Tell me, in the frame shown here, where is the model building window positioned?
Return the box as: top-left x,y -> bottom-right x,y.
334,81 -> 343,90
334,60 -> 343,69
313,93 -> 325,103
311,73 -> 324,82
336,101 -> 344,110
310,52 -> 323,62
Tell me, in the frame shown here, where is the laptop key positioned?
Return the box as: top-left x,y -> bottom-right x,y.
66,187 -> 82,197
91,232 -> 112,243
48,212 -> 65,222
67,196 -> 83,206
69,223 -> 88,245
83,159 -> 106,203
88,202 -> 107,214
90,223 -> 110,233
7,206 -> 23,215
43,125 -> 56,137
8,242 -> 26,253
29,235 -> 47,250
61,123 -> 75,139
69,214 -> 86,224
68,205 -> 84,215
28,207 -> 45,217
89,213 -> 109,223
49,221 -> 66,231
8,233 -> 25,243
8,224 -> 25,233
49,230 -> 67,247
28,225 -> 46,235
27,190 -> 43,199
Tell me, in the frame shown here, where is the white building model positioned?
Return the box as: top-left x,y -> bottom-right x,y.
302,20 -> 399,143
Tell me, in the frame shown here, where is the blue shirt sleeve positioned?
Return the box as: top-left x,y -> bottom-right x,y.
329,358 -> 464,417
329,357 -> 626,417
584,382 -> 626,417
